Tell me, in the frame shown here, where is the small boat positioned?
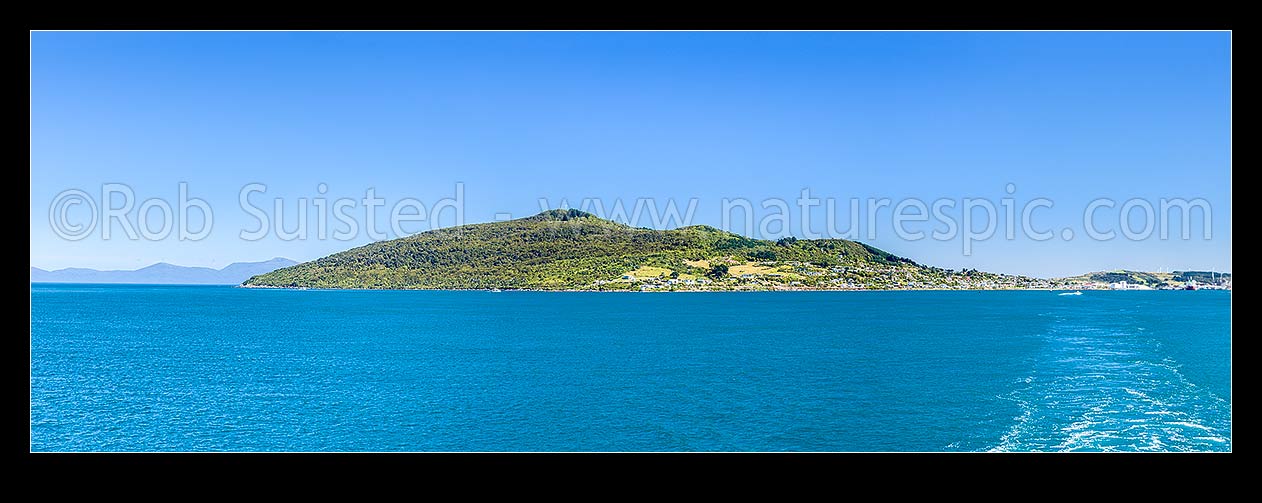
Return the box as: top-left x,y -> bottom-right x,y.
1058,291 -> 1083,296
491,288 -> 502,292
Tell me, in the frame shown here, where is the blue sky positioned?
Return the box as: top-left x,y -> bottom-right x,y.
30,31 -> 1230,277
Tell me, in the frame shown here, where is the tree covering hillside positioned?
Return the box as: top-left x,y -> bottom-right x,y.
244,209 -> 1042,290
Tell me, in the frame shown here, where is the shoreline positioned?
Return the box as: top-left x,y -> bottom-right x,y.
236,284 -> 1227,293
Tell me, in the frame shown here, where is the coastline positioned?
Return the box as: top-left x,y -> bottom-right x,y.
236,284 -> 1227,293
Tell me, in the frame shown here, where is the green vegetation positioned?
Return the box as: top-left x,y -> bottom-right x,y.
1172,270 -> 1231,284
705,264 -> 729,280
243,209 -> 1047,290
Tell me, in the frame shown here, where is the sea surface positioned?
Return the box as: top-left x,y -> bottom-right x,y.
30,285 -> 1231,452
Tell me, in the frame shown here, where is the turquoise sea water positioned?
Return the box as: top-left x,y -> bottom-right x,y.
30,285 -> 1231,452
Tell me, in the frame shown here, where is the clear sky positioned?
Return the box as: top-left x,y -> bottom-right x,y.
30,31 -> 1230,277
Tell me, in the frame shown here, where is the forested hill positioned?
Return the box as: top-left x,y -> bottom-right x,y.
243,209 -> 1035,290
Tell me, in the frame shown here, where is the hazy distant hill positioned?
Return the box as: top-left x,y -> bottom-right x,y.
1057,269 -> 1231,288
31,258 -> 297,285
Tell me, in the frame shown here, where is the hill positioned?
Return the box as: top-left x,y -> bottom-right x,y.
244,210 -> 1041,290
1056,269 -> 1231,289
32,258 -> 297,285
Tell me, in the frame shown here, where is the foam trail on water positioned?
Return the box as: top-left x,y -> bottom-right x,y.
988,312 -> 1230,452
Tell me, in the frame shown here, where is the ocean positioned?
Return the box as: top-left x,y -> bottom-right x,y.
30,285 -> 1231,452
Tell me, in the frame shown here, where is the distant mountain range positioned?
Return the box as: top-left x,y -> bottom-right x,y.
31,258 -> 298,285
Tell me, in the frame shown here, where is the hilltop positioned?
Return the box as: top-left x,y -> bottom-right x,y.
244,210 -> 1043,291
